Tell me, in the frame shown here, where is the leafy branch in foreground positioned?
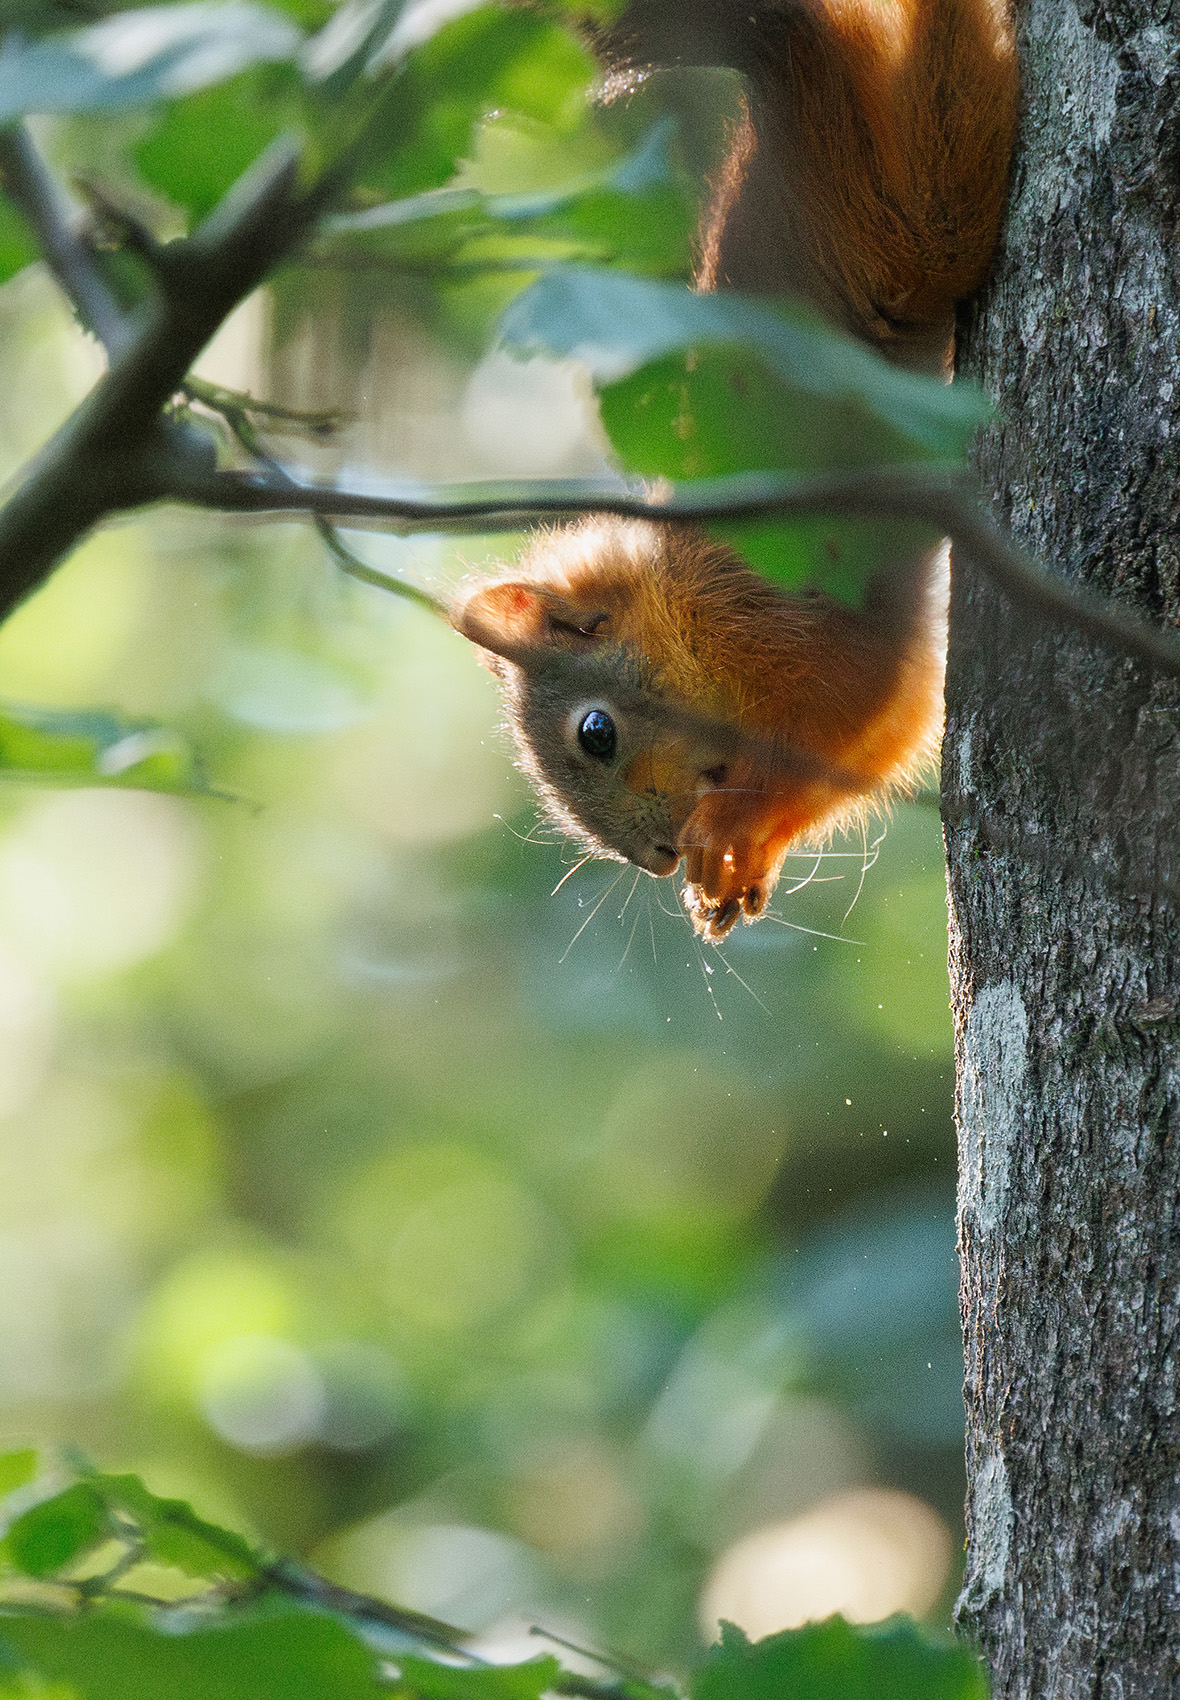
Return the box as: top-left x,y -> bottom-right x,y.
0,1451 -> 987,1700
0,0 -> 1172,687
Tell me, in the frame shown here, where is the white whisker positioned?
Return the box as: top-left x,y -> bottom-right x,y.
551,851 -> 596,896
759,914 -> 866,945
713,943 -> 772,1016
618,904 -> 643,969
494,812 -> 559,846
559,867 -> 628,963
843,822 -> 887,922
617,866 -> 644,925
692,936 -> 724,1022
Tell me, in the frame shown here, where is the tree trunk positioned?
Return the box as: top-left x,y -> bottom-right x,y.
946,2 -> 1180,1696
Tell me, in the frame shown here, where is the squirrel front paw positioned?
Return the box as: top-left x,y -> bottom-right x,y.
680,839 -> 776,942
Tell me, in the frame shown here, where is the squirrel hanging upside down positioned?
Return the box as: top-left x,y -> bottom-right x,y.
453,0 -> 1019,940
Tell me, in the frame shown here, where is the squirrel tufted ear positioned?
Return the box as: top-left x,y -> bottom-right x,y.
453,581 -> 610,658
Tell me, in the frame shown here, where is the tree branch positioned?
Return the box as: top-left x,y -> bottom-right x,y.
0,123 -> 131,355
152,458 -> 1180,682
0,135 -> 319,614
0,121 -> 1175,693
262,1557 -> 665,1700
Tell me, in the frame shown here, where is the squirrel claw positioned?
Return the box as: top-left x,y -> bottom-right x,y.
682,881 -> 767,942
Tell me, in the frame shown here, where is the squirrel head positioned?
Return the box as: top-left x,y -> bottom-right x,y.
452,516 -> 860,945
450,518 -> 908,942
451,520 -> 741,888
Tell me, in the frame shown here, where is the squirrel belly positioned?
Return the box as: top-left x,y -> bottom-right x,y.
452,0 -> 1017,940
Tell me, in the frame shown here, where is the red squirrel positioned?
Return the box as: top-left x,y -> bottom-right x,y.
453,0 -> 1019,940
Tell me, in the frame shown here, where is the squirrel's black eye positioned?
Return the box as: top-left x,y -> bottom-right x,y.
577,708 -> 617,761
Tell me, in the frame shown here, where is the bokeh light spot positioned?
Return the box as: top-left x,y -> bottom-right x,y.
699,1487 -> 954,1638
0,790 -> 199,982
199,1334 -> 327,1455
330,1142 -> 554,1337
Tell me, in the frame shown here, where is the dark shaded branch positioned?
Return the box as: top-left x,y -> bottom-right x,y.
152,459 -> 1180,681
0,123 -> 130,354
0,136 -> 320,613
1,129 -> 1176,694
263,1558 -> 670,1700
261,1557 -> 478,1656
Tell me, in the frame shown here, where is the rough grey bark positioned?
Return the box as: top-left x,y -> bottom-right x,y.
947,2 -> 1180,1695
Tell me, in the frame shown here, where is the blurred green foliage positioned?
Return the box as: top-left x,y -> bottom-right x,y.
0,0 -> 976,1690
0,277 -> 963,1653
0,1463 -> 986,1699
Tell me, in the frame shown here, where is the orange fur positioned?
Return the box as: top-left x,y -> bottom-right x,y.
454,0 -> 1018,939
697,0 -> 1018,368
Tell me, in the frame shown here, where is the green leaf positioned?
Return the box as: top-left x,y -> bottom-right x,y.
599,345 -> 922,479
0,704 -> 213,796
0,1599 -> 389,1700
86,1474 -> 262,1581
265,0 -> 333,23
355,10 -> 597,203
0,3 -> 304,121
597,345 -> 940,599
0,198 -> 38,286
3,1486 -> 108,1579
395,1655 -> 565,1700
707,515 -> 936,603
0,1652 -> 78,1700
327,120 -> 692,279
500,270 -> 987,460
694,1619 -> 989,1700
0,1454 -> 37,1502
506,276 -> 958,600
132,63 -> 300,221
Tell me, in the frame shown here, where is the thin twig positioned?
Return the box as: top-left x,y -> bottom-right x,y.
0,123 -> 131,355
313,514 -> 449,615
262,1560 -> 670,1700
261,1558 -> 478,1656
183,379 -> 447,616
184,374 -> 347,438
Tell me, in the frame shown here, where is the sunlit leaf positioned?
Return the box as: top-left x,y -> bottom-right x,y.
503,273 -> 958,600
0,3 -> 304,120
395,1654 -> 565,1700
0,704 -> 214,796
133,62 -> 302,220
354,9 -> 596,203
0,1599 -> 389,1700
0,1454 -> 37,1502
599,344 -> 940,600
326,120 -> 692,278
694,1619 -> 988,1700
2,1486 -> 108,1579
0,198 -> 39,285
87,1475 -> 262,1581
500,269 -> 987,459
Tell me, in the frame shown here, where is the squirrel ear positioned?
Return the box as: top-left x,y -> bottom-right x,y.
454,581 -> 610,653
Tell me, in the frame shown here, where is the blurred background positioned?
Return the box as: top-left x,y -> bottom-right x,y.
0,247 -> 962,1669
